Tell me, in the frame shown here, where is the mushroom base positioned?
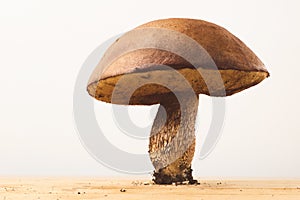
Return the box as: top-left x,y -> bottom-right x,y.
153,168 -> 195,185
152,139 -> 197,184
149,94 -> 199,184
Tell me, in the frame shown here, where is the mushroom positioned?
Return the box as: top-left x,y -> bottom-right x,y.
87,18 -> 269,184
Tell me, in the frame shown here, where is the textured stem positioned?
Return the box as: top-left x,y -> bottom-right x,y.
149,93 -> 199,184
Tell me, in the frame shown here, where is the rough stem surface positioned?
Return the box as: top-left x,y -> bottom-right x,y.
149,93 -> 199,184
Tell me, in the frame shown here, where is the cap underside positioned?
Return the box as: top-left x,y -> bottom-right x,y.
87,67 -> 268,105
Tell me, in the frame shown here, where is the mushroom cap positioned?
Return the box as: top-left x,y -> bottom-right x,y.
87,18 -> 269,105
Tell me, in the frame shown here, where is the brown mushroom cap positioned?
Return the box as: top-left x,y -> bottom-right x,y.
87,18 -> 269,105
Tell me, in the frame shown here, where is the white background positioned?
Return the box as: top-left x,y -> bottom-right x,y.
0,0 -> 299,178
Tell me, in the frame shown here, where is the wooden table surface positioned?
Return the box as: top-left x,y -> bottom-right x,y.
1,178 -> 300,200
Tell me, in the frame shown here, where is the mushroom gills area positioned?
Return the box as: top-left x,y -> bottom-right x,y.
149,94 -> 198,184
87,68 -> 268,105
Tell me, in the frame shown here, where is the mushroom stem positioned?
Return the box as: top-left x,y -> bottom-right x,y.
149,93 -> 199,184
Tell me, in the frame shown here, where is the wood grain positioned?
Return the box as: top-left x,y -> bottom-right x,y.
1,178 -> 300,200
